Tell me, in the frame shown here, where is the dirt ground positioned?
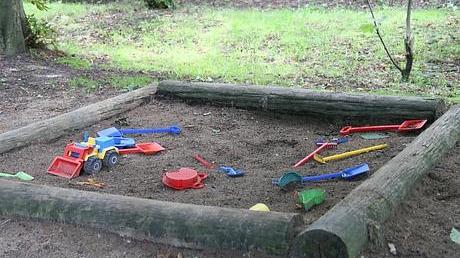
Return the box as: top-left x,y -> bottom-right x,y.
1,0 -> 459,254
1,97 -> 459,258
361,143 -> 460,258
0,96 -> 413,214
0,54 -> 120,134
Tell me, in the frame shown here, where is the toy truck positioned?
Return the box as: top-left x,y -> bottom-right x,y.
48,127 -> 169,179
48,136 -> 121,179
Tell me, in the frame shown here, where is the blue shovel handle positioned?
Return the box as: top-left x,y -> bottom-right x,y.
120,126 -> 181,135
301,172 -> 343,182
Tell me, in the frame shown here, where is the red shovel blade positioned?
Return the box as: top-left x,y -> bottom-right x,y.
398,119 -> 427,132
340,119 -> 427,135
118,142 -> 165,155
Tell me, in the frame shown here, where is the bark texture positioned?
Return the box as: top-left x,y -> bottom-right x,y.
157,80 -> 445,121
0,179 -> 302,256
0,85 -> 157,154
0,0 -> 26,55
289,105 -> 460,258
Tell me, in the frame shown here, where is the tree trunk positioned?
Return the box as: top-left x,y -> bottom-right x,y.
0,0 -> 26,56
401,0 -> 414,82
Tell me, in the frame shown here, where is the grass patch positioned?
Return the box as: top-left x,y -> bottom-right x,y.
26,2 -> 460,99
57,56 -> 92,69
68,76 -> 99,91
106,75 -> 153,90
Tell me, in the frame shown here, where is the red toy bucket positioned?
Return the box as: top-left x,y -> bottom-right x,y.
162,168 -> 207,190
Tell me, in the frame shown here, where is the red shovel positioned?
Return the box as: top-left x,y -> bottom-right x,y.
340,119 -> 427,136
118,142 -> 165,155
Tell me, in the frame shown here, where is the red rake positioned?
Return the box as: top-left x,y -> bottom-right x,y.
293,142 -> 337,168
194,154 -> 214,169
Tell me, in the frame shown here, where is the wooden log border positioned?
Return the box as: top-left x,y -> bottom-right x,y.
0,85 -> 157,154
0,179 -> 302,256
157,80 -> 446,122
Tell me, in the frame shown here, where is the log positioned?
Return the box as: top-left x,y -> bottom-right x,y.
0,86 -> 156,154
0,180 -> 302,256
289,105 -> 460,258
157,80 -> 445,122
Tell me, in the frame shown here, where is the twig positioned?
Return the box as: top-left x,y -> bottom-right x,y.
0,219 -> 11,228
365,0 -> 403,72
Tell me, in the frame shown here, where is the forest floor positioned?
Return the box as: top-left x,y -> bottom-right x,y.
0,0 -> 459,257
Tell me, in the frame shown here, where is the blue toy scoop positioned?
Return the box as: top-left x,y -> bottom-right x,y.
273,163 -> 369,188
218,166 -> 245,177
301,163 -> 369,182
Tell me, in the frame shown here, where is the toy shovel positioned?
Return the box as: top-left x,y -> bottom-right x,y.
273,163 -> 369,188
301,163 -> 369,182
0,171 -> 34,181
340,119 -> 427,135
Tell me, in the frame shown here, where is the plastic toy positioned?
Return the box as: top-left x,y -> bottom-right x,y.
74,178 -> 106,188
194,154 -> 214,169
451,227 -> 460,244
218,166 -> 245,177
315,137 -> 349,146
359,132 -> 389,140
314,144 -> 387,163
340,119 -> 427,135
293,142 -> 337,168
97,126 -> 181,138
48,136 -> 119,179
273,163 -> 370,188
297,188 -> 326,211
249,203 -> 270,212
0,171 -> 34,181
162,168 -> 208,190
96,126 -> 178,152
48,135 -> 164,179
117,142 -> 165,155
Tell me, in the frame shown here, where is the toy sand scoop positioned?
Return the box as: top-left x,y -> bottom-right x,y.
340,119 -> 427,135
0,171 -> 34,181
273,163 -> 370,188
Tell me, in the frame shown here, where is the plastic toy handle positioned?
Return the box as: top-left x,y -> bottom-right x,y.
315,137 -> 349,146
322,144 -> 388,163
194,154 -> 214,169
301,172 -> 342,182
119,126 -> 181,135
197,172 -> 208,180
293,143 -> 335,168
191,182 -> 204,189
191,173 -> 207,189
340,125 -> 400,135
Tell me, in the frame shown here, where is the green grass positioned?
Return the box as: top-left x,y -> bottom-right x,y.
26,2 -> 460,99
68,76 -> 99,91
57,56 -> 92,69
68,74 -> 153,91
106,75 -> 153,90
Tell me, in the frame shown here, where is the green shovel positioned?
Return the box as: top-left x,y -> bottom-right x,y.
0,171 -> 34,181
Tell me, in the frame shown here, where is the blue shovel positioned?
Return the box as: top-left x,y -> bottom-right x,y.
273,163 -> 370,188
